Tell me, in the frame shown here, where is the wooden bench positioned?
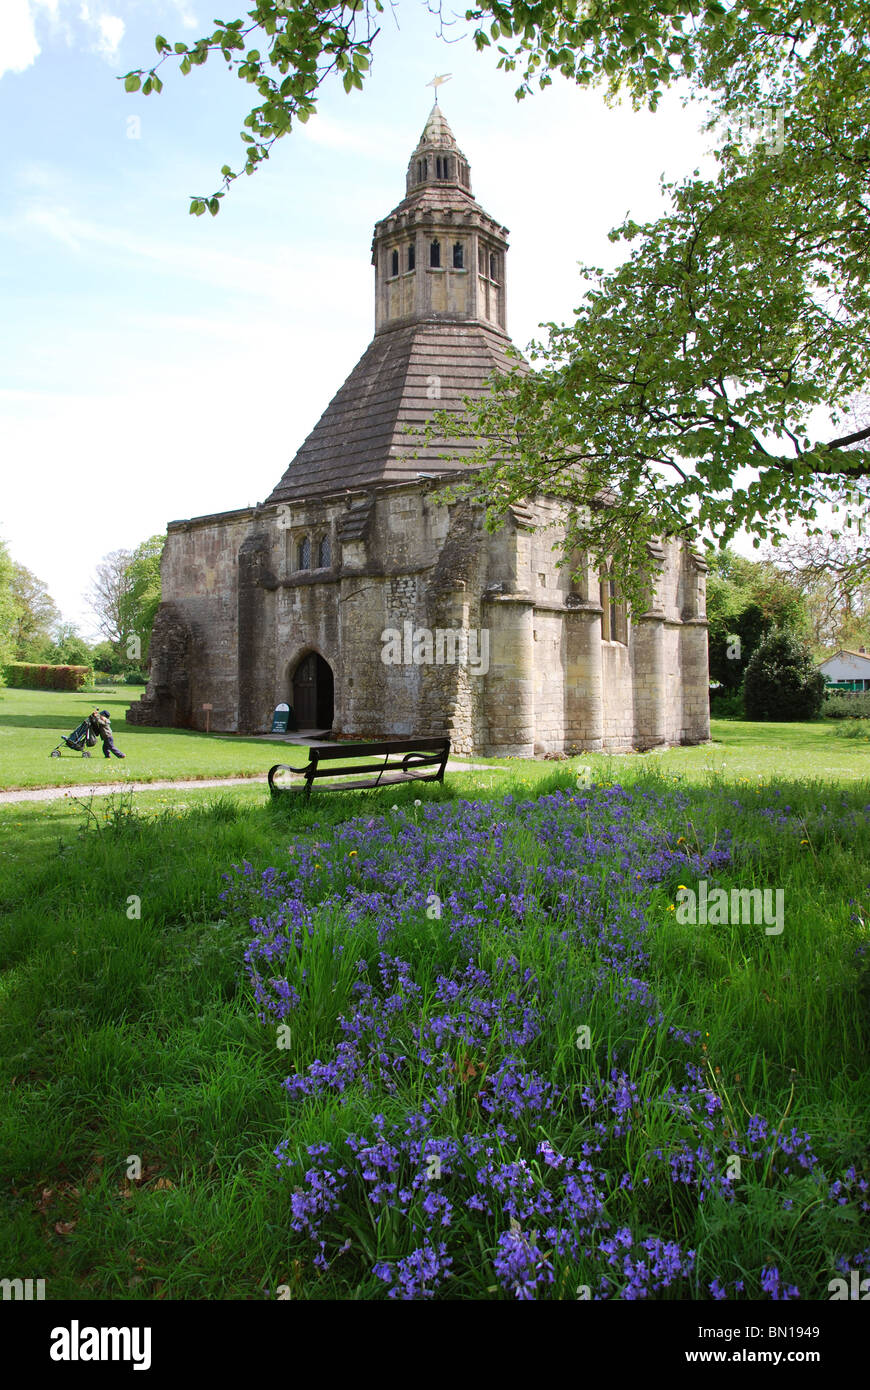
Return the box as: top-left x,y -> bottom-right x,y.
268,737 -> 451,799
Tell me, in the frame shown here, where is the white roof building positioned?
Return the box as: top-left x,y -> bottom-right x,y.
818,648 -> 870,690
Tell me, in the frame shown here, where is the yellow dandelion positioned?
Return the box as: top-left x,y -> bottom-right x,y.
677,884 -> 687,891
348,850 -> 358,858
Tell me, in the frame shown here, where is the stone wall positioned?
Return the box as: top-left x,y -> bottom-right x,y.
130,482 -> 710,753
127,507 -> 254,730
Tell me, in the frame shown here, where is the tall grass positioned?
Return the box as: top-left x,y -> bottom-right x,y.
0,772 -> 867,1300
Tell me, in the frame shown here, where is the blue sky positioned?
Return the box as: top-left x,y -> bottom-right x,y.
1,0 -> 719,636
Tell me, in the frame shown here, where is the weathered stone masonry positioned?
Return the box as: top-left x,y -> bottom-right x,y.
129,102 -> 710,755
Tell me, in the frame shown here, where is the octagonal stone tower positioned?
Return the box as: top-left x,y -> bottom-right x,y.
265,100 -> 518,504
373,101 -> 508,334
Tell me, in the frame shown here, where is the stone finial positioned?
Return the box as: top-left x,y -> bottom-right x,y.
406,101 -> 472,195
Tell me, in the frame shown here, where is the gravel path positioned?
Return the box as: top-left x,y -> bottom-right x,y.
0,763 -> 503,805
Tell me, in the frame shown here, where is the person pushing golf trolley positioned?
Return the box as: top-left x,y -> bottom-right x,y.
51,709 -> 125,759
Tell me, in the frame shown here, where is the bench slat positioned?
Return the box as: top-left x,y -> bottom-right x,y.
308,739 -> 449,761
268,736 -> 450,799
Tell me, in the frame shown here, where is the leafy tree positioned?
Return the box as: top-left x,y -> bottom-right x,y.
743,629 -> 826,721
86,538 -> 165,667
10,562 -> 61,658
0,537 -> 16,675
119,535 -> 165,664
707,549 -> 806,692
42,624 -> 93,668
122,3 -> 863,213
90,639 -> 126,676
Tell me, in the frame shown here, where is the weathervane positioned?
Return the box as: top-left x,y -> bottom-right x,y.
427,73 -> 452,104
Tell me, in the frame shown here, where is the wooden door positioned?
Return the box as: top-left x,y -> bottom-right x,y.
293,655 -> 318,728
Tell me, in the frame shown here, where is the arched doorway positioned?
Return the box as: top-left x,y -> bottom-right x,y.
292,653 -> 334,730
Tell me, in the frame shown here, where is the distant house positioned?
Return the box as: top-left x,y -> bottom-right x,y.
818,648 -> 870,691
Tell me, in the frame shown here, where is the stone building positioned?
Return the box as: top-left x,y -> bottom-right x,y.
128,102 -> 710,756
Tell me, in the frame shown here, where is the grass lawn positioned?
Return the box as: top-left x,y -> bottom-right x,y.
4,683 -> 870,792
0,730 -> 868,1301
0,685 -> 308,790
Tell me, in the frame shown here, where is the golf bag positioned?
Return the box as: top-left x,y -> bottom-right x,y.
51,715 -> 100,758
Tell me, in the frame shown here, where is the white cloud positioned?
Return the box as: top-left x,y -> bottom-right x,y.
14,201 -> 366,317
93,12 -> 124,61
167,1 -> 198,30
79,4 -> 124,61
1,0 -> 123,80
300,114 -> 407,162
2,0 -> 41,79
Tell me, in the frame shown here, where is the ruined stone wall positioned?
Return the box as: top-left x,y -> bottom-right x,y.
128,508 -> 254,731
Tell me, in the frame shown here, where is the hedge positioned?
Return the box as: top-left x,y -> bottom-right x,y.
823,691 -> 870,720
4,663 -> 92,691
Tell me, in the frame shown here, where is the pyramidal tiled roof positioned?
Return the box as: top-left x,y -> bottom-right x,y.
265,321 -> 522,503
415,102 -> 465,155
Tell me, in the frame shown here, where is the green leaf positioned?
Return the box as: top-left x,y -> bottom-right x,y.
124,74 -> 141,93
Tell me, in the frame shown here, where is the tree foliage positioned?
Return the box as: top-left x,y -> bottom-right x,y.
41,623 -> 93,668
0,537 -> 16,675
120,534 -> 165,663
125,2 -> 857,211
86,536 -> 165,664
10,562 -> 61,658
742,629 -> 826,721
706,548 -> 806,691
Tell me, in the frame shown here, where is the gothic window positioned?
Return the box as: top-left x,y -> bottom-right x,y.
297,536 -> 311,571
390,249 -> 399,277
317,535 -> 331,569
600,569 -> 628,643
435,156 -> 451,179
600,575 -> 611,642
478,245 -> 486,275
452,242 -> 464,269
407,242 -> 415,271
430,239 -> 441,268
417,158 -> 426,182
490,252 -> 499,281
612,595 -> 629,645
